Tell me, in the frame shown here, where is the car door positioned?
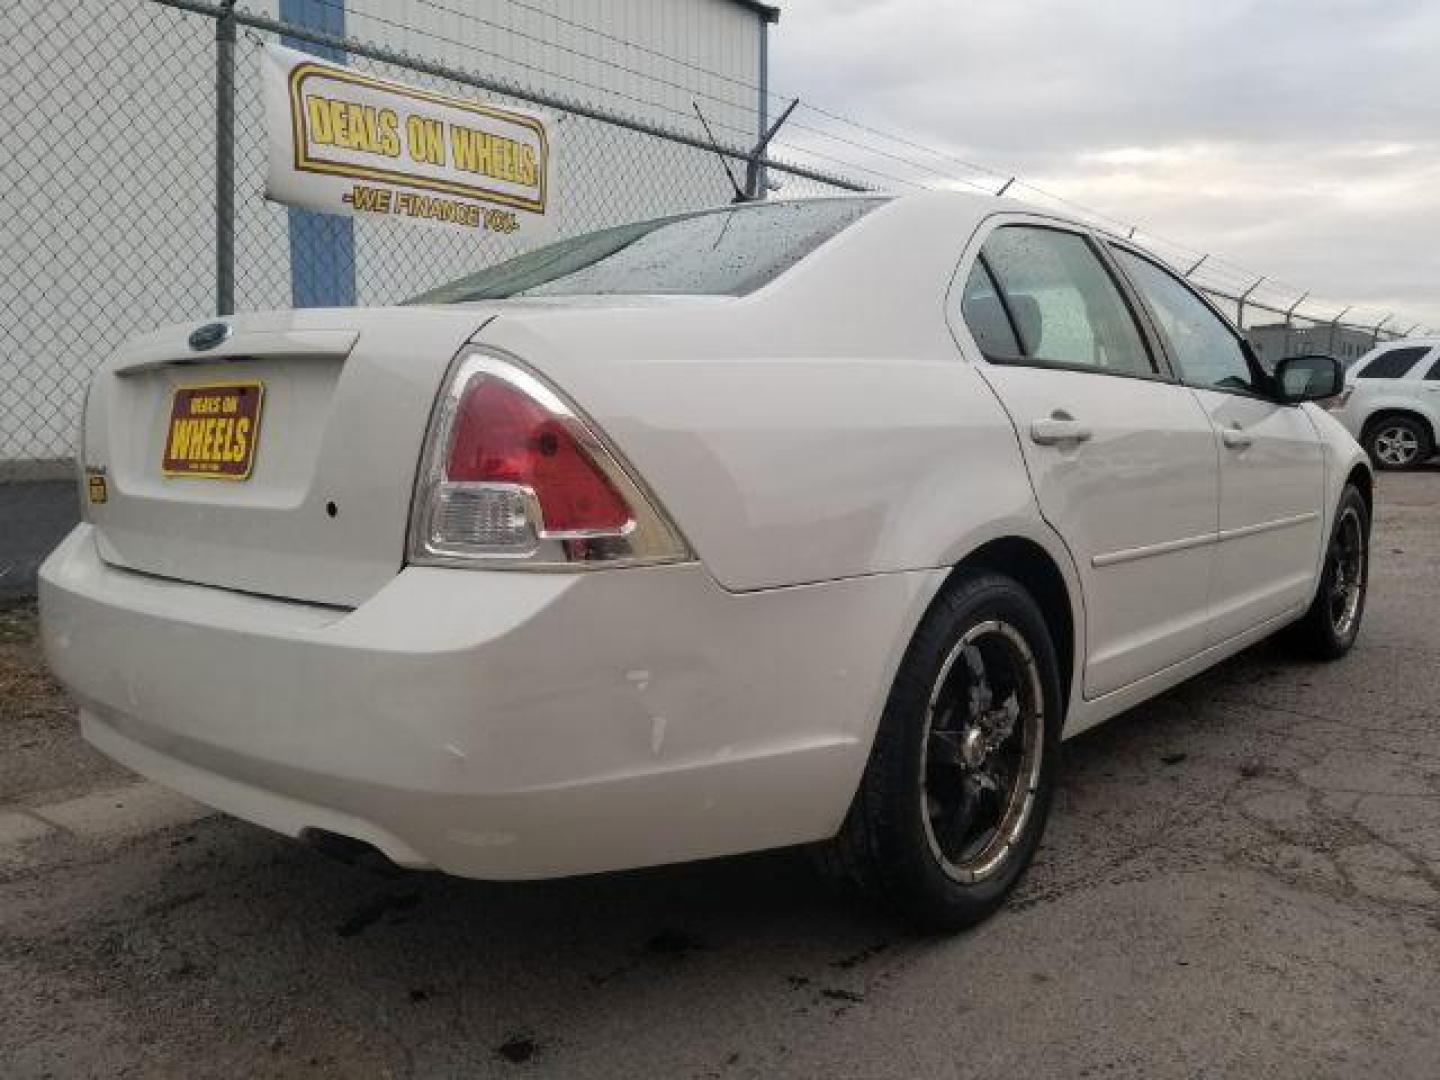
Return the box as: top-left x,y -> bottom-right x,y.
954,221 -> 1220,699
1108,246 -> 1326,643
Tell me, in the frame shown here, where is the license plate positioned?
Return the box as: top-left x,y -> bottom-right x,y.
161,381 -> 264,480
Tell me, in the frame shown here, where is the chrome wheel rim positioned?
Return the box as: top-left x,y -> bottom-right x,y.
919,620 -> 1044,884
1373,425 -> 1420,466
1327,506 -> 1366,639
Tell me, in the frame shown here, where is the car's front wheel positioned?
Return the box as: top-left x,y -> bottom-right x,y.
1365,415 -> 1432,471
1287,483 -> 1370,659
819,571 -> 1062,932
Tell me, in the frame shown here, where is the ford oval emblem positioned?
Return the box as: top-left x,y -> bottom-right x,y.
188,322 -> 231,351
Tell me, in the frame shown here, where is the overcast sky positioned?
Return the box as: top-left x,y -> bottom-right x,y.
771,0 -> 1440,330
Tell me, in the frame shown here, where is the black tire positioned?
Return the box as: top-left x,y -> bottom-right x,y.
1286,484 -> 1369,660
1365,415 -> 1432,471
817,571 -> 1063,933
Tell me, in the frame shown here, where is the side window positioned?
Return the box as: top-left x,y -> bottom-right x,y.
966,226 -> 1154,377
1358,347 -> 1427,379
1110,247 -> 1258,393
1425,356 -> 1440,381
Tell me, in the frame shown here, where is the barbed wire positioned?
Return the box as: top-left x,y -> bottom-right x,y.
359,0 -> 760,117
462,0 -> 780,99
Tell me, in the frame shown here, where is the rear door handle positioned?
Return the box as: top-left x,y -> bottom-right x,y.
1221,425 -> 1253,450
1030,416 -> 1092,445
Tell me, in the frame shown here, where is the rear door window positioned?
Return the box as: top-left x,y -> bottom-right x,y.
1358,347 -> 1428,379
963,226 -> 1155,377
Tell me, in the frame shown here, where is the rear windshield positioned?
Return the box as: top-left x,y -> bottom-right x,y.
409,198 -> 886,304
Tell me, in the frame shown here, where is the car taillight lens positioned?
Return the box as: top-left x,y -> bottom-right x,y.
409,349 -> 690,568
448,377 -> 631,533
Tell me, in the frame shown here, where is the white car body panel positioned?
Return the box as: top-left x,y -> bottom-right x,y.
40,191 -> 1371,879
1065,402 -> 1362,737
1191,389 -> 1327,643
473,313 -> 1049,594
971,361 -> 1219,699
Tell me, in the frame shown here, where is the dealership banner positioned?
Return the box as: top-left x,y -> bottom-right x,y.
262,44 -> 554,238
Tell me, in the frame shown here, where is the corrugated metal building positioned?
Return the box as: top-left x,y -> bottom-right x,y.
0,0 -> 780,467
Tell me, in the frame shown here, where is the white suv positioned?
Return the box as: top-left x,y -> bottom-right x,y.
1334,340 -> 1440,469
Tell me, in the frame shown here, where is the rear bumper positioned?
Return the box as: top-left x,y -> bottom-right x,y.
40,526 -> 938,879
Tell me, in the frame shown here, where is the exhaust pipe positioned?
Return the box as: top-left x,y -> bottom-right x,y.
300,828 -> 406,878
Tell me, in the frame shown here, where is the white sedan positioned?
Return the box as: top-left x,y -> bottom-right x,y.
41,192 -> 1371,930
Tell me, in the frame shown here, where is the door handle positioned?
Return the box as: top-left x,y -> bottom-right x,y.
1221,424 -> 1253,450
1030,415 -> 1092,446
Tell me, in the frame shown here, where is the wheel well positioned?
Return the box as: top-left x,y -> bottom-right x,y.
1346,463 -> 1373,523
949,537 -> 1076,712
1362,408 -> 1435,447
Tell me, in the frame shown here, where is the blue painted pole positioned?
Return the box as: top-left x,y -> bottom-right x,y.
280,0 -> 356,308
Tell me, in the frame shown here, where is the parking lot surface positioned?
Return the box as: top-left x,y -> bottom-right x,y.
3,470 -> 1439,1079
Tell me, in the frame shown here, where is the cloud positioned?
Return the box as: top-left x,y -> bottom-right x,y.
771,0 -> 1440,327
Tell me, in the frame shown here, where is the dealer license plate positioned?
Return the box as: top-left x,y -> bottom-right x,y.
161,381 -> 264,480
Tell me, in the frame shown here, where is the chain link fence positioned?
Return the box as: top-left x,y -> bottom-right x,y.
0,0 -> 853,487
2,0 -> 216,481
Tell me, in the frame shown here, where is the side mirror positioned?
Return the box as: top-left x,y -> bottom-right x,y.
1273,354 -> 1344,404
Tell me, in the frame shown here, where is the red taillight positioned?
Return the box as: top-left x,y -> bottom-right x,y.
410,350 -> 689,569
448,377 -> 631,533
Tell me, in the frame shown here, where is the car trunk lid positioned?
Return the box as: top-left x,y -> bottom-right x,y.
85,307 -> 490,607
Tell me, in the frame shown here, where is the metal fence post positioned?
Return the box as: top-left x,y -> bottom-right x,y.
1237,276 -> 1265,330
756,18 -> 768,198
1328,307 -> 1351,355
215,0 -> 237,316
1282,292 -> 1308,358
1370,314 -> 1393,347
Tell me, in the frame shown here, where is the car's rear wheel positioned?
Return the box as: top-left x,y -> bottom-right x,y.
1365,415 -> 1432,471
1286,484 -> 1369,659
818,571 -> 1062,932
